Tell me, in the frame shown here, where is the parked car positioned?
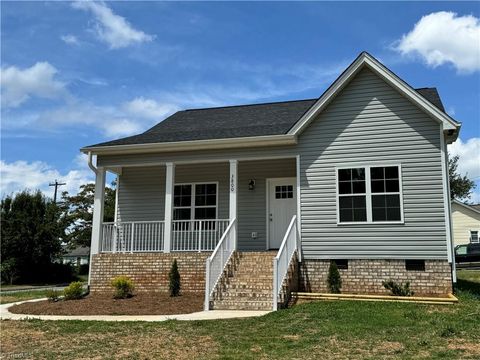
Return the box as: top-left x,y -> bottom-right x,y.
455,243 -> 480,263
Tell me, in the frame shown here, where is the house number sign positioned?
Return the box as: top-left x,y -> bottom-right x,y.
230,174 -> 235,192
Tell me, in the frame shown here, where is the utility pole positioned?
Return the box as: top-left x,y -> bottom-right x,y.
49,180 -> 66,203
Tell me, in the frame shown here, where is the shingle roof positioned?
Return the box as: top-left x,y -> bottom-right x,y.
87,88 -> 446,148
415,88 -> 446,112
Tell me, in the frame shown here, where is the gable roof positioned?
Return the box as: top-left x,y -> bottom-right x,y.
288,52 -> 460,137
452,199 -> 480,215
82,52 -> 460,155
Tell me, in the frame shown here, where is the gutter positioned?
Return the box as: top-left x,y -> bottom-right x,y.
87,152 -> 98,174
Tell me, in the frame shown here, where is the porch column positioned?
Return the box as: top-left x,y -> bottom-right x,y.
229,160 -> 238,222
164,162 -> 175,253
91,167 -> 106,256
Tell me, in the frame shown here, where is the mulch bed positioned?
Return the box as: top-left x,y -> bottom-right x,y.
9,292 -> 204,316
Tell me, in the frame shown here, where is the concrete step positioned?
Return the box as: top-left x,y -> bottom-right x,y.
212,300 -> 272,311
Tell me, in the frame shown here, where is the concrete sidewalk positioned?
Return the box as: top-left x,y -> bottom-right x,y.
0,298 -> 270,322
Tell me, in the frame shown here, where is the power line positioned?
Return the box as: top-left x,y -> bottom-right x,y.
49,180 -> 66,203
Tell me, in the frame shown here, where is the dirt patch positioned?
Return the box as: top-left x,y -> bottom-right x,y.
9,292 -> 203,316
1,320 -> 218,359
448,339 -> 480,356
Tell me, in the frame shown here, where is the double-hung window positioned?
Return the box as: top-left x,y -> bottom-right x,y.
471,230 -> 479,244
173,183 -> 217,228
337,165 -> 403,224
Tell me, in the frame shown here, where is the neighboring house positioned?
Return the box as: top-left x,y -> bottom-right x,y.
62,246 -> 90,267
452,200 -> 480,246
82,52 -> 460,310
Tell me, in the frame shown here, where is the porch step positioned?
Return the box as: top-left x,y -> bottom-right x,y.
211,251 -> 276,311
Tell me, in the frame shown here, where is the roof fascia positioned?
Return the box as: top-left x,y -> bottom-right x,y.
81,134 -> 297,155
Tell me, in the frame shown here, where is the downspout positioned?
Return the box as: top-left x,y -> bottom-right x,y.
88,151 -> 98,175
87,151 -> 97,288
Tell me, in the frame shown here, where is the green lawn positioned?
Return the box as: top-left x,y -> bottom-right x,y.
1,271 -> 479,359
0,290 -> 53,305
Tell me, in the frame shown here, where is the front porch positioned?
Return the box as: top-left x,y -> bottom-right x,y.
89,156 -> 302,310
91,157 -> 300,255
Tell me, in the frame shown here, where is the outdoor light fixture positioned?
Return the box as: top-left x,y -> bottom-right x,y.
248,179 -> 256,190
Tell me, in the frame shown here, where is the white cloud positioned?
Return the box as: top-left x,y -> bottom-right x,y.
122,97 -> 179,119
72,1 -> 154,49
61,34 -> 79,45
0,62 -> 67,108
0,156 -> 93,198
448,137 -> 480,203
448,137 -> 480,181
394,11 -> 480,73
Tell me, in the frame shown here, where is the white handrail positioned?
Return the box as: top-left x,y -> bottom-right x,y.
204,218 -> 237,311
273,215 -> 297,311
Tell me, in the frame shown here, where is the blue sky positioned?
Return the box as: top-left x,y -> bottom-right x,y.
1,1 -> 479,200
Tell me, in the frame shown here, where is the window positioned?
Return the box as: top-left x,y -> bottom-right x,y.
332,259 -> 348,270
405,260 -> 425,271
275,185 -> 294,199
338,168 -> 367,222
337,165 -> 403,224
173,183 -> 217,222
471,230 -> 479,244
371,166 -> 401,222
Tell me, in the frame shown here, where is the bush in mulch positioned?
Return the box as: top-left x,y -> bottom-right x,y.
111,276 -> 135,299
169,259 -> 181,297
46,289 -> 61,302
63,281 -> 84,300
327,261 -> 342,293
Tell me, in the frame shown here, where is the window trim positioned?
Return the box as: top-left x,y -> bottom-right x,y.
470,229 -> 480,244
335,163 -> 404,225
173,182 -> 220,221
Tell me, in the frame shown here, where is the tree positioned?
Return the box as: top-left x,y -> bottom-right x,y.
61,182 -> 116,248
1,190 -> 67,283
449,154 -> 476,201
169,259 -> 181,297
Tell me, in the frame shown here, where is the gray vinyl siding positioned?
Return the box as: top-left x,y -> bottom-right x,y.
117,163 -> 229,222
297,68 -> 447,260
102,67 -> 448,260
117,166 -> 165,222
237,159 -> 296,250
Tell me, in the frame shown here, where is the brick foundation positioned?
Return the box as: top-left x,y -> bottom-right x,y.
90,253 -> 210,293
299,259 -> 452,296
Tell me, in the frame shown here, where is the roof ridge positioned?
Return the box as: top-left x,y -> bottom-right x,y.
183,98 -> 318,112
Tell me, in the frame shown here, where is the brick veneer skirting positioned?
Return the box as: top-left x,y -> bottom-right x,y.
90,253 -> 210,293
299,259 -> 452,296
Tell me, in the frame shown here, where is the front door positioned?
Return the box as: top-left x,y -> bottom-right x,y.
268,178 -> 297,249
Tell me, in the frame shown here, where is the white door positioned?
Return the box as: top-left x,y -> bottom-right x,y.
268,178 -> 297,249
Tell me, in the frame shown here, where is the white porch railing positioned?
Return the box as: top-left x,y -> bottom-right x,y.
101,221 -> 165,253
172,219 -> 229,252
204,218 -> 237,311
272,215 -> 297,311
101,219 -> 229,253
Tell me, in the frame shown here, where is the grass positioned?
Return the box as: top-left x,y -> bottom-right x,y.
1,271 -> 479,359
0,290 -> 53,305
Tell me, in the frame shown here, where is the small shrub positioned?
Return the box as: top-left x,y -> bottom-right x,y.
63,281 -> 84,300
46,289 -> 61,302
111,276 -> 135,299
382,280 -> 414,296
169,259 -> 181,297
327,261 -> 342,293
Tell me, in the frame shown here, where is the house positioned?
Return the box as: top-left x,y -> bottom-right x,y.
61,246 -> 90,267
82,52 -> 460,310
451,200 -> 480,246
